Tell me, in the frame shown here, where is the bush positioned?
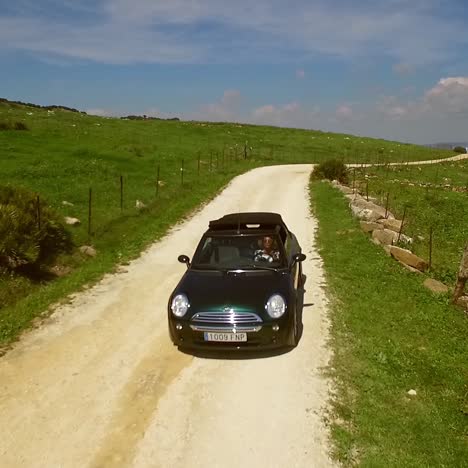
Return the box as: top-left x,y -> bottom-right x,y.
14,121 -> 29,131
0,186 -> 73,272
313,158 -> 349,183
453,146 -> 467,154
0,121 -> 30,131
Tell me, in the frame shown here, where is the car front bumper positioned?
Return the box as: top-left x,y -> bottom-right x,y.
168,318 -> 292,350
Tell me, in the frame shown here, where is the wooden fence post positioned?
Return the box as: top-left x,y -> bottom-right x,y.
156,165 -> 160,197
120,175 -> 123,212
452,243 -> 468,304
428,226 -> 433,269
397,205 -> 407,243
384,192 -> 390,219
36,195 -> 41,230
88,188 -> 92,238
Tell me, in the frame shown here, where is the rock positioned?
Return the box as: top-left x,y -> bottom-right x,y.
49,265 -> 72,277
372,229 -> 399,246
382,245 -> 392,256
64,216 -> 80,226
79,245 -> 97,257
351,205 -> 372,220
336,229 -> 357,235
390,246 -> 428,272
335,184 -> 354,194
350,198 -> 394,221
455,295 -> 468,311
135,200 -> 147,210
62,201 -> 74,207
398,261 -> 422,273
407,389 -> 417,396
348,195 -> 367,207
417,236 -> 425,242
360,221 -> 383,233
351,206 -> 386,222
377,218 -> 402,232
423,278 -> 449,294
399,234 -> 413,245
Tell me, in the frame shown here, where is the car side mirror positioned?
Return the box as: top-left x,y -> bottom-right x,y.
178,255 -> 191,268
290,253 -> 306,270
293,253 -> 306,263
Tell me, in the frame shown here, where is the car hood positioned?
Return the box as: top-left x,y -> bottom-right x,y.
174,269 -> 290,316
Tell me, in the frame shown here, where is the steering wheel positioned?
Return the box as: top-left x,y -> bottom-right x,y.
254,253 -> 274,263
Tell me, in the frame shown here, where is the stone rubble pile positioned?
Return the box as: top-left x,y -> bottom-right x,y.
330,180 -> 454,297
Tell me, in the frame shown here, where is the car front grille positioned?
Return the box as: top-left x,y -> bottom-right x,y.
190,310 -> 263,332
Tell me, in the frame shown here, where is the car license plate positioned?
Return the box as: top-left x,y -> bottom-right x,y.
203,332 -> 247,342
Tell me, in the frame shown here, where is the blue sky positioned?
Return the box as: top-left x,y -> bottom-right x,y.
1,0 -> 468,143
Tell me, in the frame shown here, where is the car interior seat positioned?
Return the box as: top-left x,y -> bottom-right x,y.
211,245 -> 240,264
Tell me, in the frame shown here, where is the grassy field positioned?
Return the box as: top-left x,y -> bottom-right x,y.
310,180 -> 468,467
0,99 -> 454,347
350,160 -> 468,284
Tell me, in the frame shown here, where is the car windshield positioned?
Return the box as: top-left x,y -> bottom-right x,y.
191,234 -> 285,270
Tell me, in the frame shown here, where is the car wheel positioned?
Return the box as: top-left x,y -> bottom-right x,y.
289,310 -> 299,347
296,262 -> 304,290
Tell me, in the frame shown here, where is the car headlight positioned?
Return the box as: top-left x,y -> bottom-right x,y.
171,293 -> 190,317
266,294 -> 286,318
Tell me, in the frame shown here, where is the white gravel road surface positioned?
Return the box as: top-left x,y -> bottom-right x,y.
0,164 -> 335,468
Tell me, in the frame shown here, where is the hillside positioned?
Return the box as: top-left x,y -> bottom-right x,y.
0,98 -> 454,345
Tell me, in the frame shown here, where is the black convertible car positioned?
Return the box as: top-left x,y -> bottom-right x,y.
168,212 -> 306,350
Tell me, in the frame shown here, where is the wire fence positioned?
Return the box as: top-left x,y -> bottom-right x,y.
349,163 -> 468,283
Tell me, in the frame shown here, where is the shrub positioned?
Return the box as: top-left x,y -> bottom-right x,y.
313,158 -> 349,184
0,186 -> 73,272
0,121 -> 30,131
453,146 -> 467,154
13,121 -> 29,131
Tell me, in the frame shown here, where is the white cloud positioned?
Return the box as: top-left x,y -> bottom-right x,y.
385,106 -> 408,119
0,15 -> 200,64
336,105 -> 353,119
426,77 -> 468,96
392,62 -> 415,76
423,77 -> 468,116
251,101 -> 319,128
375,76 -> 468,121
194,89 -> 242,121
194,76 -> 468,142
86,108 -> 116,116
0,0 -> 467,64
296,69 -> 305,79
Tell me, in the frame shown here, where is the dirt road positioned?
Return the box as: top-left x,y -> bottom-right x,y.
346,152 -> 468,167
0,164 -> 334,468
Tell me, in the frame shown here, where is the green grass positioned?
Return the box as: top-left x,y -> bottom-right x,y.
0,99 -> 453,347
310,180 -> 468,467
349,161 -> 468,284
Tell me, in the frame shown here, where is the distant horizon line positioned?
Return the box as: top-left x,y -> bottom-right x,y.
2,96 -> 466,149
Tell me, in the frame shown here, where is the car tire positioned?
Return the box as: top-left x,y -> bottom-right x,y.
297,262 -> 304,290
288,310 -> 300,347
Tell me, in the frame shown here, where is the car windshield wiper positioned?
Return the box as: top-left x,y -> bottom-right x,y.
235,263 -> 279,272
191,264 -> 220,270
